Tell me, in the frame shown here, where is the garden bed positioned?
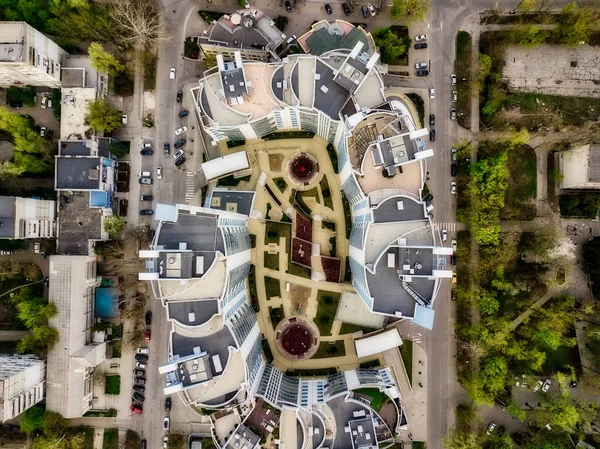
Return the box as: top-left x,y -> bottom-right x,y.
315,291 -> 340,336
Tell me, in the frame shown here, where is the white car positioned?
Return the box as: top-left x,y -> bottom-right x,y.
415,62 -> 428,69
40,96 -> 48,109
451,181 -> 456,194
442,229 -> 447,242
451,73 -> 457,85
175,126 -> 188,136
163,437 -> 169,449
122,115 -> 128,125
34,243 -> 40,254
137,347 -> 149,354
367,4 -> 376,15
533,380 -> 543,392
137,171 -> 151,178
429,87 -> 435,99
156,167 -> 163,180
142,142 -> 152,148
39,126 -> 46,137
135,361 -> 146,369
542,379 -> 551,392
163,417 -> 170,430
486,423 -> 497,435
173,149 -> 185,160
451,240 -> 457,254
169,68 -> 176,80
415,34 -> 427,41
453,91 -> 457,102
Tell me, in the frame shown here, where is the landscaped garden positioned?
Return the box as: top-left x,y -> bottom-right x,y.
105,375 -> 121,395
264,276 -> 281,300
315,290 -> 340,336
313,340 -> 346,359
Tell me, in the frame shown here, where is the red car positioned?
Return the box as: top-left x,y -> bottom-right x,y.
145,329 -> 151,343
130,404 -> 143,414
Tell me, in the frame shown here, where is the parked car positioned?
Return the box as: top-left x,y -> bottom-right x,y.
175,126 -> 187,136
135,361 -> 147,369
415,34 -> 427,41
145,311 -> 152,325
145,329 -> 151,343
451,239 -> 457,254
163,143 -> 170,156
429,86 -> 435,99
542,379 -> 551,392
286,35 -> 297,45
429,114 -> 435,126
342,2 -> 351,15
486,423 -> 497,435
442,229 -> 447,242
285,0 -> 292,11
142,143 -> 152,148
138,171 -> 151,177
132,392 -> 145,403
139,177 -> 152,185
174,139 -> 186,149
39,126 -> 46,137
367,4 -> 376,15
163,417 -> 170,430
122,115 -> 128,125
178,109 -> 189,118
451,255 -> 456,265
450,108 -> 457,120
361,5 -> 369,17
133,369 -> 145,377
173,149 -> 185,160
156,167 -> 162,179
451,147 -> 457,161
141,440 -> 147,449
34,243 -> 40,254
451,73 -> 457,85
175,156 -> 187,167
415,69 -> 429,77
533,380 -> 543,392
140,209 -> 154,216
451,181 -> 456,194
176,91 -> 182,102
135,377 -> 146,386
163,437 -> 169,449
137,347 -> 149,354
140,195 -> 153,201
41,96 -> 48,108
414,43 -> 428,49
423,193 -> 433,205
452,91 -> 457,102
429,129 -> 435,141
140,149 -> 153,156
451,289 -> 457,301
169,68 -> 176,80
165,397 -> 172,411
452,272 -> 457,285
451,163 -> 457,176
135,354 -> 149,362
324,3 -> 332,13
130,404 -> 143,414
415,62 -> 428,69
133,385 -> 145,394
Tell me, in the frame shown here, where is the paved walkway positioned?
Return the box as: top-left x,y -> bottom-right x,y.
509,286 -> 567,331
0,330 -> 29,341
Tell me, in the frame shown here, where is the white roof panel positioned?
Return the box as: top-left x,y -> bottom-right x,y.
201,151 -> 249,181
354,328 -> 403,358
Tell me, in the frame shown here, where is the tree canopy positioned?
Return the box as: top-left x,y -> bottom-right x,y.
390,0 -> 430,21
556,2 -> 598,46
20,405 -> 45,434
88,42 -> 125,75
104,215 -> 126,235
85,98 -> 122,134
372,27 -> 410,64
108,141 -> 130,158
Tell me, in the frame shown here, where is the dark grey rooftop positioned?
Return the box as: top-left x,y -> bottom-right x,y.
59,141 -> 91,156
0,196 -> 15,238
168,299 -> 219,326
158,213 -> 218,252
226,424 -> 260,449
221,62 -> 247,99
157,251 -> 216,279
375,134 -> 416,168
60,68 -> 85,88
313,60 -> 350,120
333,57 -> 368,94
57,191 -> 102,255
56,157 -> 101,190
271,66 -> 284,102
202,18 -> 268,51
172,326 -> 236,374
98,138 -> 111,158
210,191 -> 254,217
200,87 -> 212,119
311,413 -> 325,449
349,417 -> 376,449
328,396 -> 371,449
373,196 -> 425,223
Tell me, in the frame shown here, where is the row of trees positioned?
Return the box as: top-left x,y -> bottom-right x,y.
21,406 -> 88,449
11,287 -> 59,354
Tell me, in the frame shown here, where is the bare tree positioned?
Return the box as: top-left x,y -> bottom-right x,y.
109,0 -> 165,49
373,0 -> 387,13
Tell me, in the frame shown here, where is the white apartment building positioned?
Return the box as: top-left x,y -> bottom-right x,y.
0,196 -> 56,239
0,355 -> 46,422
0,22 -> 67,88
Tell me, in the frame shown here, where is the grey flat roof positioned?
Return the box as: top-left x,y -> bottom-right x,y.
373,196 -> 424,223
59,141 -> 91,156
313,60 -> 349,120
157,251 -> 216,279
328,396 -> 371,449
60,68 -> 85,88
98,138 -> 111,158
376,134 -> 416,168
210,191 -> 254,216
203,18 -> 268,50
168,299 -> 218,326
158,213 -> 218,252
221,65 -> 246,99
349,417 -> 376,448
333,58 -> 368,94
311,412 -> 325,448
172,326 -> 236,373
0,196 -> 15,238
271,66 -> 284,102
57,192 -> 102,255
56,157 -> 100,190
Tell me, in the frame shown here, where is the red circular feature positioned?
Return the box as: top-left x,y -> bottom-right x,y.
290,154 -> 317,182
280,324 -> 314,357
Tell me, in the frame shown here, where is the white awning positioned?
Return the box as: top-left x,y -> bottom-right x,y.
354,328 -> 403,358
201,151 -> 249,181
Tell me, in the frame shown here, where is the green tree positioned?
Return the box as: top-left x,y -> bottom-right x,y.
556,2 -> 598,46
479,355 -> 509,399
518,25 -> 550,46
483,433 -> 513,449
42,411 -> 69,439
17,299 -> 58,328
479,289 -> 500,316
32,432 -> 85,449
85,98 -> 122,134
372,27 -> 409,64
108,140 -> 130,158
104,215 -> 126,235
20,405 -> 45,434
88,42 -> 125,75
477,53 -> 492,87
390,0 -> 430,20
442,428 -> 479,449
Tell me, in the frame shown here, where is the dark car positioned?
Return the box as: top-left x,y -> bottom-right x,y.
429,129 -> 435,141
176,91 -> 182,103
163,143 -> 170,156
135,377 -> 146,386
133,369 -> 145,377
140,209 -> 154,216
145,311 -> 152,325
141,440 -> 147,449
174,139 -> 186,149
140,149 -> 153,156
414,43 -> 428,49
342,2 -> 351,15
451,289 -> 457,301
132,392 -> 145,403
178,109 -> 189,118
135,354 -> 149,362
175,156 -> 187,167
139,177 -> 152,185
451,255 -> 457,265
423,193 -> 433,205
361,5 -> 369,17
140,195 -> 153,201
324,3 -> 332,13
165,397 -> 172,411
415,69 -> 429,77
133,385 -> 145,394
145,329 -> 151,343
451,164 -> 457,176
285,0 -> 292,11
429,114 -> 435,126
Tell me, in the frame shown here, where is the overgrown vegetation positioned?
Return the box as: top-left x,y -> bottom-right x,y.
559,192 -> 600,218
406,93 -> 424,128
372,27 -> 411,65
85,98 -> 122,134
21,407 -> 88,449
455,31 -> 472,129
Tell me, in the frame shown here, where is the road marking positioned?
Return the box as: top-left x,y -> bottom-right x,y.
184,171 -> 196,204
437,222 -> 456,232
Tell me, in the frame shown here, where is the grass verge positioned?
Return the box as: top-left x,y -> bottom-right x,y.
264,276 -> 281,299
102,428 -> 119,449
105,375 -> 121,395
315,290 -> 341,336
312,340 -> 346,359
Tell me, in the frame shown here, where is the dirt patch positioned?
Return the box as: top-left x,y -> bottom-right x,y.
0,141 -> 14,162
289,283 -> 311,314
269,154 -> 284,172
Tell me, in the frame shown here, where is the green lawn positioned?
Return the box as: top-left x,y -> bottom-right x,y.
264,276 -> 281,300
354,388 -> 389,412
103,428 -> 119,449
265,221 -> 292,245
111,340 -> 121,358
315,290 -> 341,336
399,340 -> 413,386
339,323 -> 378,335
501,145 -> 537,221
274,177 -> 287,193
312,340 -> 346,359
264,253 -> 280,271
287,262 -> 312,279
105,375 -> 121,395
269,306 -> 284,329
320,176 -> 334,211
